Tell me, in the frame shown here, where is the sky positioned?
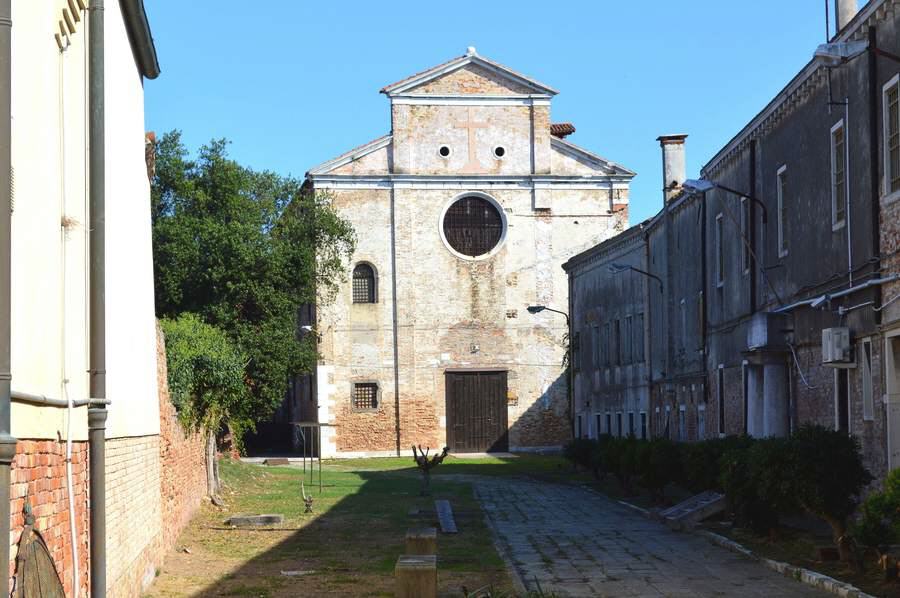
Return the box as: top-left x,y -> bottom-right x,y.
143,0 -> 838,224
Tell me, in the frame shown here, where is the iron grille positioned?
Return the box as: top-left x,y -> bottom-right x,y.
442,196 -> 503,257
353,383 -> 378,410
352,264 -> 375,303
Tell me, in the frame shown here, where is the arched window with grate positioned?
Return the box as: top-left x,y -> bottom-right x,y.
442,195 -> 504,258
352,263 -> 376,303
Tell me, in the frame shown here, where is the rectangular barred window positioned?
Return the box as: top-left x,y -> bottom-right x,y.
886,76 -> 900,195
352,382 -> 378,410
831,120 -> 846,228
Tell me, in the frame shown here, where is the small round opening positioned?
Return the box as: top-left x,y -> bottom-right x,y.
493,146 -> 506,159
438,145 -> 451,158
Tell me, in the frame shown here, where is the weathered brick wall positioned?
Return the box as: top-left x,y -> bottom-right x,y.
157,323 -> 207,550
106,435 -> 162,598
8,440 -> 90,597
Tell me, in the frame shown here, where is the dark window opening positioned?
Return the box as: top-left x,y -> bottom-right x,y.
352,382 -> 378,410
352,263 -> 376,303
442,196 -> 503,257
836,370 -> 849,434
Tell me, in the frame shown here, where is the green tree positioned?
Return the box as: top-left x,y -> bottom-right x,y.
152,131 -> 356,441
160,314 -> 248,496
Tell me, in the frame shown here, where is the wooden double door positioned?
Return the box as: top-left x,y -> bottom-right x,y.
445,371 -> 509,453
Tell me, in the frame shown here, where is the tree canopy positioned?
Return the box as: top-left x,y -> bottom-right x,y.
152,131 -> 356,428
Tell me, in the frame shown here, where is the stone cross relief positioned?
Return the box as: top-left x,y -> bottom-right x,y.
453,107 -> 488,173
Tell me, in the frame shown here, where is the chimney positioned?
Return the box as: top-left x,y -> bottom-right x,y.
835,0 -> 858,34
658,134 -> 688,203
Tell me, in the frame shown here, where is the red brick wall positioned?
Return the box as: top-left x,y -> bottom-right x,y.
8,440 -> 90,597
157,321 -> 207,549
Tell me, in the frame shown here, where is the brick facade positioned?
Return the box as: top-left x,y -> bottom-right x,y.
304,50 -> 633,456
4,323 -> 208,597
106,436 -> 162,597
8,441 -> 90,597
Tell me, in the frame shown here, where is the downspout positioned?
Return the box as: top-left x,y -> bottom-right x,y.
868,25 -> 882,326
567,268 -> 575,438
389,186 -> 400,456
749,139 -> 757,311
88,1 -> 107,595
0,0 -> 16,592
642,230 -> 653,434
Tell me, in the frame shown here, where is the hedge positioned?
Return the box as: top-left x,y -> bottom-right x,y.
564,425 -> 872,543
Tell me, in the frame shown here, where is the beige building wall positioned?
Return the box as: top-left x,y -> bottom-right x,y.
308,50 -> 633,456
9,2 -> 167,596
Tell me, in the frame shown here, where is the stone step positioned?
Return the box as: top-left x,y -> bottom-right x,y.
435,499 -> 458,533
225,513 -> 284,527
659,491 -> 725,531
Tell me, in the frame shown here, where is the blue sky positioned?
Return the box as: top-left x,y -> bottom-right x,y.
144,0 -> 836,224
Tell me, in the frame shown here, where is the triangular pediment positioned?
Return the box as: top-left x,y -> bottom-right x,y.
381,49 -> 557,97
551,138 -> 636,177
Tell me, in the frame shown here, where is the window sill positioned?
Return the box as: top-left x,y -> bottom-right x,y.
882,189 -> 900,207
832,220 -> 846,232
351,408 -> 380,414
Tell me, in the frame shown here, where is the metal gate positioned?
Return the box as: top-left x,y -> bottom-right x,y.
445,371 -> 508,453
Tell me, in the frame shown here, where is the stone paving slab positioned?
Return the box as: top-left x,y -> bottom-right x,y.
473,478 -> 826,598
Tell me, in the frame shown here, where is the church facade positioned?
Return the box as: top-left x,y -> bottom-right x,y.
302,48 -> 634,457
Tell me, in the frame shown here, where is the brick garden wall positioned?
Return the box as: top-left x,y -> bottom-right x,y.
106,436 -> 162,598
8,440 -> 90,597
157,322 -> 207,550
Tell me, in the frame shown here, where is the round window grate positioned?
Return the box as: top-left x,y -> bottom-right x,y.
442,196 -> 503,257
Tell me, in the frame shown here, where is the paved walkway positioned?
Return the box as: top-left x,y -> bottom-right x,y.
474,478 -> 826,597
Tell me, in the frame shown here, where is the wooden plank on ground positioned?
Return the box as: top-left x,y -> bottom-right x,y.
434,499 -> 458,533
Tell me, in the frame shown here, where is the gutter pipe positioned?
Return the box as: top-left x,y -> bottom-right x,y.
774,275 -> 899,313
88,0 -> 107,595
0,0 -> 15,592
11,390 -> 110,409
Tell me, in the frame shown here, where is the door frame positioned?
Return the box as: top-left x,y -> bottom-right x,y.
444,369 -> 509,453
886,329 -> 900,469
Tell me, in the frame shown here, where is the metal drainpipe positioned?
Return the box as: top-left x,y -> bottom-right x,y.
0,0 -> 16,592
868,25 -> 882,327
389,186 -> 400,456
88,0 -> 107,595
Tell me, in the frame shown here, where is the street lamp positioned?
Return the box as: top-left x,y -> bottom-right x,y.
814,39 -> 900,65
608,263 -> 663,293
526,304 -> 573,437
526,304 -> 569,325
683,179 -> 767,224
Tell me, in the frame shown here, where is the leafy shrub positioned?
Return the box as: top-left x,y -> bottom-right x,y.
589,434 -> 614,479
636,438 -> 681,503
789,425 -> 873,541
606,436 -> 640,494
681,435 -> 753,493
720,438 -> 795,535
161,314 -> 250,446
855,468 -> 900,550
562,438 -> 595,470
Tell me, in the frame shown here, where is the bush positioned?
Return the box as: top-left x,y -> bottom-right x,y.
606,436 -> 640,494
788,425 -> 873,542
681,435 -> 753,493
720,437 -> 796,535
636,438 -> 681,503
562,438 -> 595,470
855,468 -> 900,550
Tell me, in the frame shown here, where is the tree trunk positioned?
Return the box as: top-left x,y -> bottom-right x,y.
206,432 -> 220,498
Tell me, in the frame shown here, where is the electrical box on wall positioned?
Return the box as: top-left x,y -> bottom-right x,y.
822,327 -> 853,366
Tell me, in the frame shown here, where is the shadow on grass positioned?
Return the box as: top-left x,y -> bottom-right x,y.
185,459 -> 512,597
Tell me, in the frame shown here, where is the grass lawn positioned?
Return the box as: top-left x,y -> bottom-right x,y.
148,454 -> 568,597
